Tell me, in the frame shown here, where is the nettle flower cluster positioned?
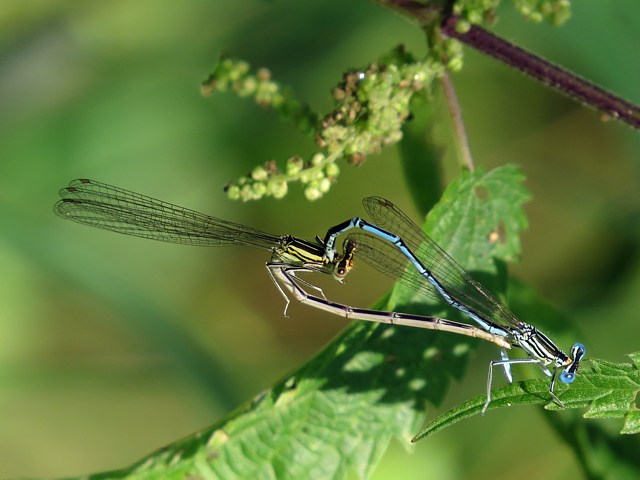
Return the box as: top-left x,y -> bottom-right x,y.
202,43 -> 461,201
201,0 -> 572,201
454,0 -> 570,28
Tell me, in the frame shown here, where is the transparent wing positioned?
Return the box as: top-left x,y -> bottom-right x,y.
355,196 -> 521,327
55,179 -> 281,249
347,231 -> 443,304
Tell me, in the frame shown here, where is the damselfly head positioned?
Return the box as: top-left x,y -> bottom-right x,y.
332,238 -> 357,282
559,342 -> 586,384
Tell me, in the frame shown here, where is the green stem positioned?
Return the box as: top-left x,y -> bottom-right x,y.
440,72 -> 474,172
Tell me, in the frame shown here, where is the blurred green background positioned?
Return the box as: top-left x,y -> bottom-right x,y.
0,0 -> 638,478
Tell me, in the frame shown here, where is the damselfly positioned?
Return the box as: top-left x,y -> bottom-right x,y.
322,197 -> 585,413
54,179 -> 511,354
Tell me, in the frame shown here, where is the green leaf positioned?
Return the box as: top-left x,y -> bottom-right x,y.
83,165 -> 529,479
412,352 -> 640,442
389,164 -> 529,309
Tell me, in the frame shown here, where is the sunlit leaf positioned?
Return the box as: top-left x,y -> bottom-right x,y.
413,352 -> 640,442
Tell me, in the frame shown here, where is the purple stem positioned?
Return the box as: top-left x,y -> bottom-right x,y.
375,1 -> 640,129
441,16 -> 640,129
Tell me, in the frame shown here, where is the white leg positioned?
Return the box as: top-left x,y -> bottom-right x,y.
483,357 -> 544,415
499,348 -> 513,383
266,263 -> 295,316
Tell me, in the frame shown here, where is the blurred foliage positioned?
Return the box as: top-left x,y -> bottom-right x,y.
0,0 -> 638,479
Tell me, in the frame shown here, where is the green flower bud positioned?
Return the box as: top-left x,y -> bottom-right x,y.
251,182 -> 267,199
455,19 -> 471,34
318,178 -> 332,193
240,184 -> 253,201
251,166 -> 268,181
226,185 -> 241,201
239,76 -> 257,96
286,156 -> 303,176
268,178 -> 288,199
299,171 -> 311,184
325,163 -> 340,178
304,186 -> 322,201
311,153 -> 325,166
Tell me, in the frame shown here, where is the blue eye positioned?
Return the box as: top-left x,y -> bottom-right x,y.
560,371 -> 575,384
572,343 -> 586,357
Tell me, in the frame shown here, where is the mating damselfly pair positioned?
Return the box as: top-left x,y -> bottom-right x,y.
55,179 -> 585,413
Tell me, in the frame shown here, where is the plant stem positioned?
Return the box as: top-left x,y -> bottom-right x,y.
375,1 -> 640,129
440,72 -> 474,171
441,15 -> 640,129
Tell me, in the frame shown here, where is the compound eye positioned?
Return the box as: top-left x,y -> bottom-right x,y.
572,342 -> 586,358
559,371 -> 575,384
